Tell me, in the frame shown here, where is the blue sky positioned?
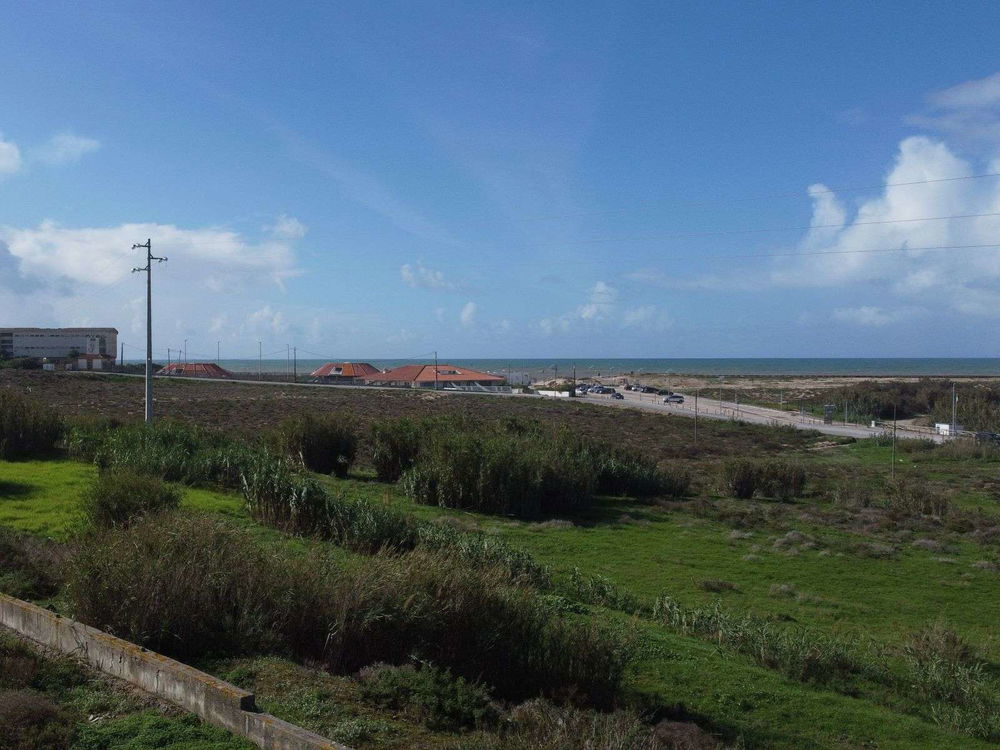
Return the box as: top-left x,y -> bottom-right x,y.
3,1 -> 1000,359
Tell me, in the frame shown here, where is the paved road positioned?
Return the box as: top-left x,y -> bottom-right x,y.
573,389 -> 946,442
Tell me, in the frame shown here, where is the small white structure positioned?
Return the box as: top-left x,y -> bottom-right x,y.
934,423 -> 963,436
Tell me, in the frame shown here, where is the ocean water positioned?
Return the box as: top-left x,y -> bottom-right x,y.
134,358 -> 1000,378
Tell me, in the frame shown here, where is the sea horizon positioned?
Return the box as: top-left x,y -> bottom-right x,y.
122,357 -> 1000,378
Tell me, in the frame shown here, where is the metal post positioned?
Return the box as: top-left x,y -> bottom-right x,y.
258,341 -> 262,381
952,382 -> 957,436
891,404 -> 897,480
217,341 -> 220,365
434,351 -> 439,390
694,389 -> 699,444
293,347 -> 297,383
131,239 -> 166,424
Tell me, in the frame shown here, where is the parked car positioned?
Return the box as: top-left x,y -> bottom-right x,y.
641,386 -> 657,393
664,394 -> 684,404
657,389 -> 673,396
611,392 -> 624,400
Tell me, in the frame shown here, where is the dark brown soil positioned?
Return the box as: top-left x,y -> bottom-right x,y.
1,371 -> 823,462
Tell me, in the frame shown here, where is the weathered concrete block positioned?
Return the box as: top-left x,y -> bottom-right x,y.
0,593 -> 348,750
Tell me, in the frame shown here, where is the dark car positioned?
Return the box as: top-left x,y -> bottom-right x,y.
611,392 -> 624,400
657,389 -> 673,396
641,386 -> 657,393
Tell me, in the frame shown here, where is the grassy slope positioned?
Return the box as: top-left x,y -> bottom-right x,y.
0,460 -> 243,539
2,444 -> 998,749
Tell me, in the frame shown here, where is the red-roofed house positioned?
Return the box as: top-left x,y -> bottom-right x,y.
157,362 -> 233,378
309,362 -> 380,384
363,364 -> 505,389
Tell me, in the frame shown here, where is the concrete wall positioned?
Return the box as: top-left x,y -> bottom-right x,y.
0,593 -> 349,750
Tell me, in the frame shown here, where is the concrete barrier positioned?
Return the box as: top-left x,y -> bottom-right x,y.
0,593 -> 349,750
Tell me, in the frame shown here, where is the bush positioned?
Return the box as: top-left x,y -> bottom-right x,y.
0,391 -> 61,459
720,458 -> 806,500
595,450 -> 689,498
904,622 -> 979,666
0,529 -> 65,599
239,452 -> 333,535
80,471 -> 181,528
370,418 -> 421,482
472,699 -> 668,750
0,690 -> 76,750
359,662 -> 498,730
273,414 -> 357,478
885,478 -> 952,518
68,514 -> 629,706
720,458 -> 760,499
759,460 -> 807,501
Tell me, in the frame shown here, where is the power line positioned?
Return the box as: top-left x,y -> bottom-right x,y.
706,241 -> 1000,262
522,171 -> 1000,222
131,239 -> 167,424
554,211 -> 1000,247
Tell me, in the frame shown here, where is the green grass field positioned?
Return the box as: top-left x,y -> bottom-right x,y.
3,438 -> 998,749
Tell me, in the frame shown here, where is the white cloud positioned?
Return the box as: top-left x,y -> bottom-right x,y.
34,132 -> 100,165
400,262 -> 454,290
0,133 -> 22,176
908,71 -> 1000,144
459,301 -> 477,327
268,214 -> 307,240
767,134 -> 1000,315
832,306 -> 899,327
246,305 -> 289,336
578,281 -> 617,320
0,217 -> 305,348
622,305 -> 672,330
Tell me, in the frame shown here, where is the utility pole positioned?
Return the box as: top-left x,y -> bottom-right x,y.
572,364 -> 576,391
258,341 -> 262,381
131,239 -> 166,424
119,341 -> 124,369
434,351 -> 439,390
217,341 -> 221,365
293,347 -> 297,383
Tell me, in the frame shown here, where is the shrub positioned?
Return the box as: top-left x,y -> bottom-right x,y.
720,458 -> 760,499
273,414 -> 357,477
885,478 -> 952,518
239,452 -> 333,535
68,514 -> 629,706
903,622 -> 979,666
567,568 -> 643,614
80,471 -> 181,528
0,529 -> 65,599
415,522 -> 550,588
759,460 -> 807,501
370,418 -> 421,482
0,690 -> 76,750
595,450 -> 689,498
359,662 -> 498,730
472,699 -> 667,750
0,391 -> 61,459
67,513 -> 297,659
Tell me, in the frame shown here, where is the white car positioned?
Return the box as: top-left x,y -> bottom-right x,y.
663,394 -> 684,404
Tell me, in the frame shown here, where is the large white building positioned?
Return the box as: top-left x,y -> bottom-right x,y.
0,328 -> 118,362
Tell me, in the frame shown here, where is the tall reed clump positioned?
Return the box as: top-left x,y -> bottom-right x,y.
68,419 -> 268,490
720,458 -> 806,501
272,414 -> 358,478
401,430 -> 594,517
238,451 -> 334,535
68,513 -> 629,706
884,478 -> 952,518
370,418 -> 421,482
80,470 -> 181,528
0,391 -> 62,460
